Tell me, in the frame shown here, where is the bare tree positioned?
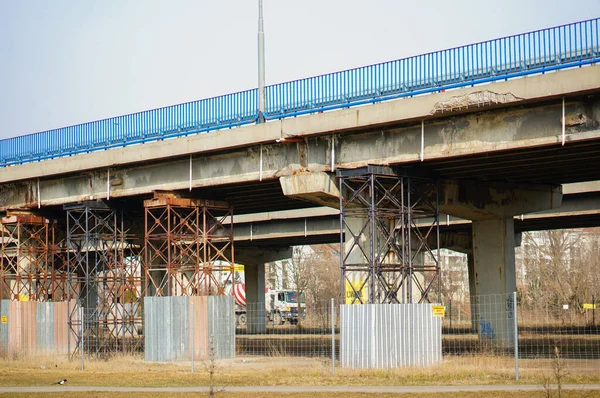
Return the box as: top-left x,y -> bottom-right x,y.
439,250 -> 469,304
288,244 -> 341,326
520,228 -> 600,315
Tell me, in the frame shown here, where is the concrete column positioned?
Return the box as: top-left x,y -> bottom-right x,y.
244,263 -> 266,333
472,218 -> 516,346
235,247 -> 291,334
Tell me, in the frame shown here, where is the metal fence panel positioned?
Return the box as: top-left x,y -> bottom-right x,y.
144,297 -> 155,361
207,295 -> 235,359
0,300 -> 70,357
170,296 -> 189,361
144,296 -> 188,361
36,302 -> 54,352
145,296 -> 235,362
0,300 -> 8,357
340,303 -> 442,369
53,301 -> 69,355
8,301 -> 37,355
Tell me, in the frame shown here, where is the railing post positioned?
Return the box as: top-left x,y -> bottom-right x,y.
257,0 -> 266,123
80,305 -> 85,371
513,291 -> 519,381
331,298 -> 335,375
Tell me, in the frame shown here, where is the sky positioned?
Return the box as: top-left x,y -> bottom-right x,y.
0,0 -> 599,139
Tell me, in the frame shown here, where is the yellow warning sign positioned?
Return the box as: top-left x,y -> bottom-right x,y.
583,304 -> 597,309
234,264 -> 244,272
18,294 -> 29,302
1,316 -> 6,324
345,281 -> 368,304
432,306 -> 445,317
222,264 -> 245,273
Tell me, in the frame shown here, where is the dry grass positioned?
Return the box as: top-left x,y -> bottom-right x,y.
1,392 -> 600,398
0,353 -> 599,389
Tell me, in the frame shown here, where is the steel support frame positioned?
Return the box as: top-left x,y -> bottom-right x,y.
65,201 -> 142,358
144,193 -> 234,297
0,212 -> 69,302
338,165 -> 441,304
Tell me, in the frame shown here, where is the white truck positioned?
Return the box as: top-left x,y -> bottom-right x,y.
266,289 -> 306,325
233,284 -> 305,326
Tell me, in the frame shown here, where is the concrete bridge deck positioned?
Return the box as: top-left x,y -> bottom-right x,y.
1,65 -> 599,214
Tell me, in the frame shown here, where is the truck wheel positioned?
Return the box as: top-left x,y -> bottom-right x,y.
274,313 -> 284,325
238,314 -> 247,327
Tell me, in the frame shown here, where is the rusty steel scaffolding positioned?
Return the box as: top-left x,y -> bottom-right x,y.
144,192 -> 234,297
338,165 -> 441,304
0,211 -> 69,302
65,201 -> 142,357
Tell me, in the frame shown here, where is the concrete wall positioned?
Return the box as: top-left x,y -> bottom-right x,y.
144,296 -> 235,362
340,304 -> 442,369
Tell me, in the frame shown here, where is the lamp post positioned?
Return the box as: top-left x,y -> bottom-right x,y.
257,0 -> 266,123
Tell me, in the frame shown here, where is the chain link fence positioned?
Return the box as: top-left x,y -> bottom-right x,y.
1,293 -> 598,377
236,301 -> 335,359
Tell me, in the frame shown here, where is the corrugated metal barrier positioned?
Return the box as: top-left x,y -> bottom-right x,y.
0,299 -> 70,357
340,304 -> 442,369
144,295 -> 235,362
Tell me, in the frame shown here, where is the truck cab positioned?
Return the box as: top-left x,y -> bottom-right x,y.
267,289 -> 306,325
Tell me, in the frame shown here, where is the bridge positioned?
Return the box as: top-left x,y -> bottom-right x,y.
0,18 -> 599,345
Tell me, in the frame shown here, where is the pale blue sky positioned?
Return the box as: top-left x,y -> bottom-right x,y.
0,0 -> 598,139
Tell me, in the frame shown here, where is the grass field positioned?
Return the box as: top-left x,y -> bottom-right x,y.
0,353 -> 598,389
2,393 -> 600,398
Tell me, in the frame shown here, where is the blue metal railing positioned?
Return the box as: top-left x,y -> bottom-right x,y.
1,18 -> 599,167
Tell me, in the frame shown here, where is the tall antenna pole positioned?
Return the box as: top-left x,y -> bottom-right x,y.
257,0 -> 266,123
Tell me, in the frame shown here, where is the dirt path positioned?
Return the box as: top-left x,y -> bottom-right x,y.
1,384 -> 600,394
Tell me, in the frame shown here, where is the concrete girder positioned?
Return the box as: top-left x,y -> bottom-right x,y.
234,247 -> 292,266
439,180 -> 562,220
234,216 -> 340,244
435,231 -> 522,254
279,173 -> 562,221
279,172 -> 340,209
0,95 -> 599,211
231,213 -> 526,255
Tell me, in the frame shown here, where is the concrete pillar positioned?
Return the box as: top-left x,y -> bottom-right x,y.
472,218 -> 516,346
244,263 -> 266,334
439,179 -> 560,346
235,247 -> 291,334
